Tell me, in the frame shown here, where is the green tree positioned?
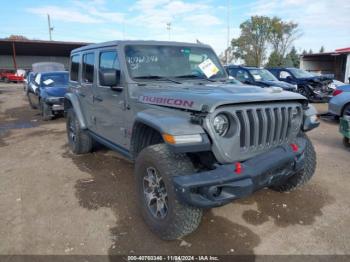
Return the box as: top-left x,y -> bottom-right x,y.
308,49 -> 313,54
230,16 -> 272,66
319,46 -> 325,53
284,46 -> 300,67
266,51 -> 284,67
269,17 -> 300,65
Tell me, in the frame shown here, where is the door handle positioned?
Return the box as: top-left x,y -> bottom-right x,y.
93,96 -> 103,102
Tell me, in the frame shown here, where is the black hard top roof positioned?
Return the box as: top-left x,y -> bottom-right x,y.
71,40 -> 212,54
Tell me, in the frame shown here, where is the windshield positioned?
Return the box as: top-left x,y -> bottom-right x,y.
41,73 -> 68,87
248,69 -> 277,81
125,45 -> 226,81
288,68 -> 314,78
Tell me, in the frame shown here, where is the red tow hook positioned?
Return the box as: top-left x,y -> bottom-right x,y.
234,162 -> 242,174
290,143 -> 299,152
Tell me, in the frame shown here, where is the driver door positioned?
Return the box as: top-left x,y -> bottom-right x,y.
92,48 -> 128,148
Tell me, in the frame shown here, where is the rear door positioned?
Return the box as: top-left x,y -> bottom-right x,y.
70,53 -> 96,130
92,48 -> 128,148
81,52 -> 98,131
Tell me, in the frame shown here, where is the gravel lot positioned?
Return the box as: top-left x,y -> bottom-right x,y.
0,83 -> 349,257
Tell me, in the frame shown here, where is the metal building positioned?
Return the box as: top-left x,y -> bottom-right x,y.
300,47 -> 350,83
0,39 -> 89,71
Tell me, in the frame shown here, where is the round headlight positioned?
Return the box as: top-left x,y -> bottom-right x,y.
213,114 -> 229,136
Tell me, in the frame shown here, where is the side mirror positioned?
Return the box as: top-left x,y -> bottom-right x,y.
286,76 -> 293,82
244,79 -> 253,85
99,69 -> 122,91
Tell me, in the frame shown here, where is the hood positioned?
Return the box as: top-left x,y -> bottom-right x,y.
44,85 -> 68,97
298,76 -> 332,84
137,83 -> 306,112
256,80 -> 296,90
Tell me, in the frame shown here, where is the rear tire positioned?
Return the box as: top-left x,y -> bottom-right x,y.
135,144 -> 202,240
4,78 -> 9,83
270,133 -> 316,192
343,137 -> 350,148
66,108 -> 92,154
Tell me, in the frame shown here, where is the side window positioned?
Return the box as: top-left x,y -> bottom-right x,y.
99,51 -> 120,86
228,69 -> 238,77
34,74 -> 41,85
236,70 -> 249,82
70,55 -> 80,81
82,53 -> 95,83
279,70 -> 292,79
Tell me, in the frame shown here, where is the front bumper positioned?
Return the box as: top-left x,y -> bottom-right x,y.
45,97 -> 65,111
173,141 -> 306,208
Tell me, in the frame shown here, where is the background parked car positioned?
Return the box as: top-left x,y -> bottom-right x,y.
0,69 -> 25,83
23,71 -> 36,91
225,65 -> 297,92
332,84 -> 350,96
27,71 -> 69,120
329,79 -> 345,90
267,67 -> 333,102
328,87 -> 350,119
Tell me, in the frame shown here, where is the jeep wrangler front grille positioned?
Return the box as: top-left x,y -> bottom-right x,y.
234,105 -> 301,151
206,102 -> 303,164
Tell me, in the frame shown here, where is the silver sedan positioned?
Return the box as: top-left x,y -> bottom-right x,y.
329,89 -> 350,118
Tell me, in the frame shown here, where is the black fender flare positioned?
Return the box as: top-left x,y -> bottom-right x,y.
132,109 -> 211,153
64,93 -> 87,129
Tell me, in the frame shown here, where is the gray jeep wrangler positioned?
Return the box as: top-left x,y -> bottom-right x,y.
64,40 -> 319,240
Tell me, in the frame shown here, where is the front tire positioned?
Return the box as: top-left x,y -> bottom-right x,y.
27,91 -> 38,109
342,104 -> 350,118
135,144 -> 202,240
66,108 -> 92,154
270,133 -> 316,192
40,100 -> 53,121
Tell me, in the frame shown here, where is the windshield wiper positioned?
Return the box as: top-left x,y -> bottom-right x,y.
175,74 -> 216,82
133,75 -> 182,84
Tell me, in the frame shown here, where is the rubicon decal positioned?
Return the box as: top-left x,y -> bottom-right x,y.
139,95 -> 194,108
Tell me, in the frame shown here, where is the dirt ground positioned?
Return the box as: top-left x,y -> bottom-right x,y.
0,83 -> 349,257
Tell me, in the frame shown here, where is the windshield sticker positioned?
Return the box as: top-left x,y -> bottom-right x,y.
252,74 -> 261,80
43,79 -> 54,85
127,56 -> 159,70
198,58 -> 219,78
139,95 -> 194,108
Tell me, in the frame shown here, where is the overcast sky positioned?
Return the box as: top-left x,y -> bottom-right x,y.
1,0 -> 349,54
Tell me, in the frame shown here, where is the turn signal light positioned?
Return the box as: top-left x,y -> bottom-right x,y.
290,143 -> 299,152
163,134 -> 176,144
235,162 -> 242,174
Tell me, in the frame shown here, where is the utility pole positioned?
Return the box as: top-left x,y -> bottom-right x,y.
47,14 -> 54,41
166,22 -> 171,41
226,0 -> 231,64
